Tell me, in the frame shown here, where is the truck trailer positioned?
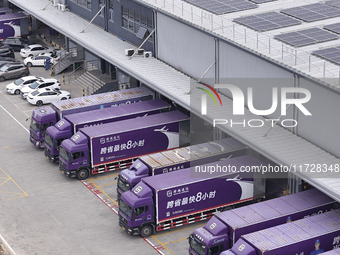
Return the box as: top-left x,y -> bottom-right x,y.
118,155 -> 266,237
44,99 -> 170,162
117,137 -> 247,198
321,249 -> 340,255
189,188 -> 337,255
0,12 -> 28,40
220,209 -> 340,255
29,87 -> 153,148
59,110 -> 189,179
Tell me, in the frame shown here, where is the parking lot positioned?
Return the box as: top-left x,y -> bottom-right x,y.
0,56 -> 203,254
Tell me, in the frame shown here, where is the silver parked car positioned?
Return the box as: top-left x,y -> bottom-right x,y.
0,63 -> 29,82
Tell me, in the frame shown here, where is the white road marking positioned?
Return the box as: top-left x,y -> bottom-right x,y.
0,105 -> 29,133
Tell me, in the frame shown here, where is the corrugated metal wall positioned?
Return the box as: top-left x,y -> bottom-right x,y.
157,13 -> 215,80
156,12 -> 340,158
298,78 -> 340,157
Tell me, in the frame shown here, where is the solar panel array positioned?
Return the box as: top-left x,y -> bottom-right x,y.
324,22 -> 340,34
234,12 -> 301,32
275,28 -> 338,47
325,0 -> 340,9
183,0 -> 257,15
313,46 -> 340,65
281,3 -> 340,22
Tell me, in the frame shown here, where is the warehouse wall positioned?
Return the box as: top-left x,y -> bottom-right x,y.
298,78 -> 340,157
157,13 -> 215,80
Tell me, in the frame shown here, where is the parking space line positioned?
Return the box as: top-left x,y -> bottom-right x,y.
0,105 -> 29,133
153,223 -> 205,237
144,238 -> 166,255
0,167 -> 28,201
152,235 -> 175,255
81,179 -> 118,214
88,173 -> 118,181
162,237 -> 188,246
98,182 -> 116,188
82,177 -> 172,255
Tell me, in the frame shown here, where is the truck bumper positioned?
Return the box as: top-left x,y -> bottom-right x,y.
59,163 -> 77,178
44,149 -> 59,163
119,216 -> 140,235
30,136 -> 44,149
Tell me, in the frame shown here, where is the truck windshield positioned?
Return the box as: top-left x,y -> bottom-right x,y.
119,198 -> 132,217
117,177 -> 130,193
44,133 -> 53,147
189,235 -> 206,255
59,147 -> 69,161
30,119 -> 40,132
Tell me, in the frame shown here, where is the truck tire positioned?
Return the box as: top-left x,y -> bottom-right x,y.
77,168 -> 89,180
140,224 -> 153,238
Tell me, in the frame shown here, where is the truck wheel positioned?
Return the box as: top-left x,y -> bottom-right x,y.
140,225 -> 153,238
36,100 -> 43,106
77,169 -> 89,180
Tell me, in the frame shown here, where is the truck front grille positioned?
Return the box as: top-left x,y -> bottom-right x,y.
119,215 -> 128,228
45,148 -> 51,157
59,162 -> 66,172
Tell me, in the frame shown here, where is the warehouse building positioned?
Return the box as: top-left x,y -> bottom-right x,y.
7,0 -> 340,202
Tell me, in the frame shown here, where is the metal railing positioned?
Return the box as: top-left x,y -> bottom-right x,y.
53,47 -> 84,75
139,0 -> 340,88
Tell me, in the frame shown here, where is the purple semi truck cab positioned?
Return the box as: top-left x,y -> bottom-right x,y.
117,137 -> 247,198
189,189 -> 337,255
118,155 -> 266,238
29,87 -> 153,149
222,209 -> 340,255
58,110 -> 189,179
44,99 -> 171,162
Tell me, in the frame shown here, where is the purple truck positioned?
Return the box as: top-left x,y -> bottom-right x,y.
58,110 -> 189,179
29,87 -> 153,148
116,137 -> 247,198
220,209 -> 340,255
118,155 -> 266,237
44,99 -> 171,162
0,12 -> 28,40
189,188 -> 336,255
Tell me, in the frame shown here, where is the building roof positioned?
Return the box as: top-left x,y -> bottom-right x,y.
11,0 -> 340,202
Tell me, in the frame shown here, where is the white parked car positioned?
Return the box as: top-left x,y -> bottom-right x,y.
20,44 -> 53,58
20,78 -> 60,99
27,88 -> 71,106
24,53 -> 60,67
5,76 -> 41,95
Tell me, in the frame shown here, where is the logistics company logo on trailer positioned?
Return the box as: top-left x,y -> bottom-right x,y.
197,83 -> 312,128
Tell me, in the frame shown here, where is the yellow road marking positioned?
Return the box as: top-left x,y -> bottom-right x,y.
88,173 -> 119,181
0,178 -> 11,186
88,179 -> 118,206
152,235 -> 175,255
162,237 -> 188,246
97,182 -> 116,188
0,168 -> 28,201
154,223 -> 205,237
